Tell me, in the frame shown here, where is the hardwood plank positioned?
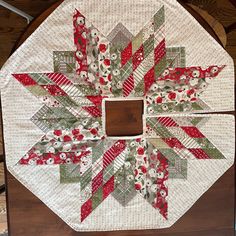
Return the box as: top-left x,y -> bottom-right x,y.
0,195 -> 7,235
185,0 -> 236,26
3,0 -> 59,17
0,164 -> 5,186
0,8 -> 26,68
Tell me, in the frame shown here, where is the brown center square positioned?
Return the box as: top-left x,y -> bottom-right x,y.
105,100 -> 144,137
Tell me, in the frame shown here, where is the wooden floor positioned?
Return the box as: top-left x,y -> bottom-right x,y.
0,0 -> 235,235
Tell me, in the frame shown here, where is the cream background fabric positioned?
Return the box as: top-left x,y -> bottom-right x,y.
0,0 -> 235,231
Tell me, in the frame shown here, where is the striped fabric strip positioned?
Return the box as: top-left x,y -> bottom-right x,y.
157,117 -> 178,127
146,117 -> 226,160
82,106 -> 102,118
123,74 -> 134,97
103,141 -> 126,168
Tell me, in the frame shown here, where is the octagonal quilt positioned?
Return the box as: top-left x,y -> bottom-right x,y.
0,0 -> 235,232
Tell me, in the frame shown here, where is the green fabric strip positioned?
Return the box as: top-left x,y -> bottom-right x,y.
154,6 -> 165,31
60,164 -> 80,183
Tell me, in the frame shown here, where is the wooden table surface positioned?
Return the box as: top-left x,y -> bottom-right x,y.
2,0 -> 235,235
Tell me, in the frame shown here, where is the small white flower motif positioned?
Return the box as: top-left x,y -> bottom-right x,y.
150,83 -> 158,92
162,69 -> 169,76
211,66 -> 218,74
152,149 -> 158,155
77,16 -> 85,25
124,161 -> 131,169
59,153 -> 67,160
23,154 -> 29,160
160,189 -> 167,197
113,69 -> 120,76
75,151 -> 82,156
82,119 -> 89,126
180,75 -> 187,80
146,178 -> 152,187
151,184 -> 158,192
47,147 -> 55,154
182,85 -> 189,91
29,159 -> 37,165
200,82 -> 208,89
66,158 -> 72,164
95,83 -> 101,91
90,63 -> 98,72
205,77 -> 212,83
76,50 -> 83,59
162,104 -> 168,111
91,29 -> 99,38
196,91 -> 202,98
130,141 -> 136,147
116,81 -> 123,89
149,168 -> 157,178
63,144 -> 72,152
53,141 -> 62,149
192,70 -> 200,78
148,106 -> 154,114
157,171 -> 164,179
127,175 -> 134,181
111,53 -> 117,61
189,78 -> 199,86
46,158 -> 54,165
80,71 -> 87,79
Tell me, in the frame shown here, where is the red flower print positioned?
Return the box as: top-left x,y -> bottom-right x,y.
135,183 -> 142,190
168,92 -> 176,100
141,166 -> 147,173
72,129 -> 80,136
144,156 -> 147,163
190,97 -> 197,102
137,147 -> 144,155
90,128 -> 98,135
54,130 -> 62,136
99,43 -> 107,53
108,74 -> 112,81
99,77 -> 107,85
187,89 -> 195,96
63,135 -> 72,142
104,59 -> 110,66
134,169 -> 138,176
76,134 -> 84,141
156,97 -> 162,103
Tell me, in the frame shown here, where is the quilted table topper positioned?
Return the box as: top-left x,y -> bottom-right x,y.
0,0 -> 235,232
